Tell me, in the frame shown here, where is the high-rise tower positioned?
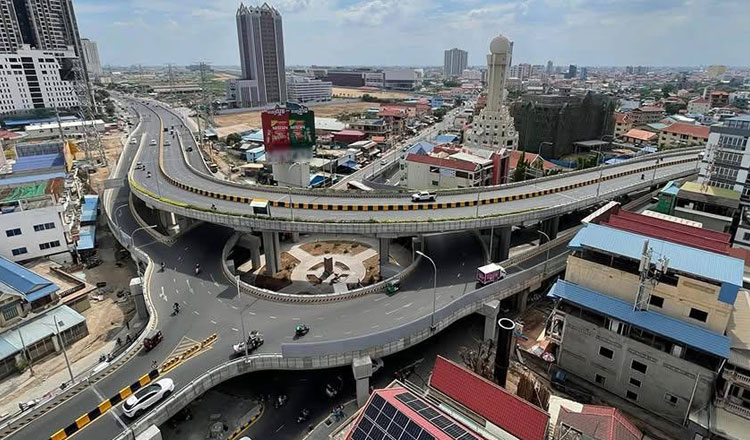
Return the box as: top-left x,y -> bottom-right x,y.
443,48 -> 468,78
229,2 -> 287,108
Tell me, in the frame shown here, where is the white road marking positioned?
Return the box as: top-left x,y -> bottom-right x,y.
344,331 -> 352,335
172,278 -> 176,284
186,279 -> 193,293
275,424 -> 285,433
371,325 -> 380,329
230,305 -> 238,310
373,296 -> 386,302
160,286 -> 167,302
292,317 -> 300,321
231,328 -> 239,332
210,320 -> 217,325
248,311 -> 256,316
314,335 -> 322,338
395,316 -> 405,321
268,316 -> 277,319
92,386 -> 128,429
217,298 -> 223,303
193,311 -> 200,316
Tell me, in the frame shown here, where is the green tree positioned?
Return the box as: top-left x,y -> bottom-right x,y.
512,150 -> 528,182
226,133 -> 242,145
443,80 -> 460,88
432,107 -> 448,121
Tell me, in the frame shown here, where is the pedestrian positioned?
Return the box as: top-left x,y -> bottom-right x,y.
126,321 -> 130,330
308,424 -> 313,433
151,360 -> 158,370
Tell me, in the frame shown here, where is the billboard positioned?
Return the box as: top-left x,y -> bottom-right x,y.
262,107 -> 315,163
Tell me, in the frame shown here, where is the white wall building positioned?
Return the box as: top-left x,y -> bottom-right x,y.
364,71 -> 384,88
0,196 -> 69,262
0,47 -> 78,114
286,74 -> 332,103
80,38 -> 102,78
24,119 -> 105,140
461,69 -> 483,81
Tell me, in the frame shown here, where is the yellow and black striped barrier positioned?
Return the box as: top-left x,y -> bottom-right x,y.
50,370 -> 159,440
227,406 -> 264,440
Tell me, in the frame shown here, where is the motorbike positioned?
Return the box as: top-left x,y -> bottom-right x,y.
274,394 -> 288,409
296,408 -> 310,423
195,264 -> 201,275
295,324 -> 310,337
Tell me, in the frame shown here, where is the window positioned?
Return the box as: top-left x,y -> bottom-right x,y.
1,305 -> 18,321
39,240 -> 60,251
33,222 -> 55,232
689,308 -> 708,322
5,228 -> 21,237
631,359 -> 648,374
664,393 -> 678,406
626,390 -> 639,401
649,295 -> 664,308
11,247 -> 27,256
743,232 -> 750,241
594,374 -> 606,385
431,180 -> 439,186
629,377 -> 642,388
598,346 -> 614,359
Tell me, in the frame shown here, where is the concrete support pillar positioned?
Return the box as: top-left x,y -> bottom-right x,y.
539,216 -> 559,242
516,288 -> 530,314
352,355 -> 373,407
238,234 -> 262,270
411,236 -> 421,262
379,237 -> 390,268
261,231 -> 281,275
158,210 -> 179,236
480,300 -> 500,342
490,227 -> 512,262
129,277 -> 148,319
291,232 -> 300,243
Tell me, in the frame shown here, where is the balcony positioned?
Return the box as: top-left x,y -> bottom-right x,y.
715,396 -> 750,420
723,368 -> 750,387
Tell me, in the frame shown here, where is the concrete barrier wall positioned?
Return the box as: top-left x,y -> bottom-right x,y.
117,253 -> 567,439
221,233 -> 422,303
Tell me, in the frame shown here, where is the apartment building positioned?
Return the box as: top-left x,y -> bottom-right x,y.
80,38 -> 102,78
658,122 -> 710,149
547,204 -> 742,425
0,48 -> 79,114
405,145 -> 499,189
614,112 -> 632,137
444,48 -> 468,78
627,106 -> 666,125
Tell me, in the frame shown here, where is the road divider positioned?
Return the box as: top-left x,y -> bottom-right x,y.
160,333 -> 218,374
227,405 -> 263,440
49,370 -> 159,440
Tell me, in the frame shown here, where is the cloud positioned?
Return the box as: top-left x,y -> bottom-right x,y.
191,8 -> 231,20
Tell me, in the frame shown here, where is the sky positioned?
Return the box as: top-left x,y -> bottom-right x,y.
74,0 -> 750,68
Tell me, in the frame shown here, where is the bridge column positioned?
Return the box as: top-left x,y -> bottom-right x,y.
352,355 -> 373,407
237,234 -> 262,270
540,217 -> 559,242
490,227 -> 512,262
158,210 -> 180,236
480,300 -> 500,342
261,231 -> 281,275
516,288 -> 530,314
379,237 -> 390,268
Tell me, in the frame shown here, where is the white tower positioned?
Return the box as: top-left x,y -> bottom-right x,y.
465,35 -> 518,153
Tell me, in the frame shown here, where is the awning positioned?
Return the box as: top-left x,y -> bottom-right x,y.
81,195 -> 98,224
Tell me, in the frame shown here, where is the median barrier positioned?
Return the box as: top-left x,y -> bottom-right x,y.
50,370 -> 160,440
117,253 -> 568,440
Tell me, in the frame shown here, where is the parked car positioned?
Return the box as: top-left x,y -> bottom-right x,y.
411,191 -> 437,202
122,378 -> 175,418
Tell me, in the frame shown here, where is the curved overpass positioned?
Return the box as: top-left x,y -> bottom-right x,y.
127,99 -> 699,234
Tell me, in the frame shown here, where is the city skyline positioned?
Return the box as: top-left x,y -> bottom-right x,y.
74,0 -> 750,68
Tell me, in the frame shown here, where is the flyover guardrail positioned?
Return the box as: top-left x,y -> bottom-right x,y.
115,252 -> 567,439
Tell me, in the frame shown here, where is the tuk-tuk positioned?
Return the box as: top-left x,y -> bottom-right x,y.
385,279 -> 400,296
143,330 -> 163,352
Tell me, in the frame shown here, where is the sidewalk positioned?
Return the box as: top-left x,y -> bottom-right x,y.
304,399 -> 359,440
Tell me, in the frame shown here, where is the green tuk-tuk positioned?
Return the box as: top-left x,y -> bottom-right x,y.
385,279 -> 400,296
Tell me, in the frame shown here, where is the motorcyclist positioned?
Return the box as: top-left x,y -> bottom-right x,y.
195,263 -> 201,274
640,173 -> 645,180
173,302 -> 180,314
160,262 -> 165,272
211,204 -> 217,211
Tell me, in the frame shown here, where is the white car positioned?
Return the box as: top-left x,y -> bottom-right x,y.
411,191 -> 437,202
149,139 -> 157,146
130,138 -> 137,144
164,140 -> 171,146
122,378 -> 174,418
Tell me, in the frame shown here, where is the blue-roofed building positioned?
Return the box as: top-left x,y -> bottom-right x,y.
0,256 -> 59,319
405,141 -> 435,156
434,134 -> 459,144
546,214 -> 746,425
80,195 -> 98,225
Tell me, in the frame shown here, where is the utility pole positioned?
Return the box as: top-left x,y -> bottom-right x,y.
54,316 -> 75,384
633,240 -> 669,311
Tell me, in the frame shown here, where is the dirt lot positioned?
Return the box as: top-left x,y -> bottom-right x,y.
300,241 -> 369,257
257,252 -> 300,282
332,87 -> 413,100
214,101 -> 378,128
78,132 -> 125,193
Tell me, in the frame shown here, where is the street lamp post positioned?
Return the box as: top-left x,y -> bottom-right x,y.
236,275 -> 249,358
415,251 -> 437,331
652,158 -> 660,182
538,230 -> 551,274
593,151 -> 605,198
54,316 -> 75,384
131,225 -> 158,250
288,163 -> 300,221
113,203 -> 129,230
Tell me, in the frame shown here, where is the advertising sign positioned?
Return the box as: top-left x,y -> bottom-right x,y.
262,107 -> 315,163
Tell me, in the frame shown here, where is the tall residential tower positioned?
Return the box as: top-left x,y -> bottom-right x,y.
443,48 -> 467,78
228,2 -> 287,108
81,38 -> 102,78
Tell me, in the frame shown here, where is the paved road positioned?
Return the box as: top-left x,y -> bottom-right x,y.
127,100 -> 699,228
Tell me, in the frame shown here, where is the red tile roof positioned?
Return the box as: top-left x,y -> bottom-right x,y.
615,113 -> 629,124
509,150 -> 559,171
379,106 -> 409,117
406,152 -> 478,172
429,356 -> 549,440
556,405 -> 642,440
596,206 -> 730,254
623,128 -> 657,142
662,122 -> 710,138
0,130 -> 21,140
690,97 -> 709,104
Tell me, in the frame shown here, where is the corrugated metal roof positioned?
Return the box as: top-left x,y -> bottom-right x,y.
727,290 -> 750,350
77,225 -> 96,250
569,223 -> 744,287
80,195 -> 98,223
12,153 -> 65,172
0,305 -> 84,360
549,280 -> 730,358
0,171 -> 66,186
0,257 -> 58,302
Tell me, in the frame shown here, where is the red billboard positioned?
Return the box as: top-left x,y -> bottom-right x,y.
261,107 -> 315,163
